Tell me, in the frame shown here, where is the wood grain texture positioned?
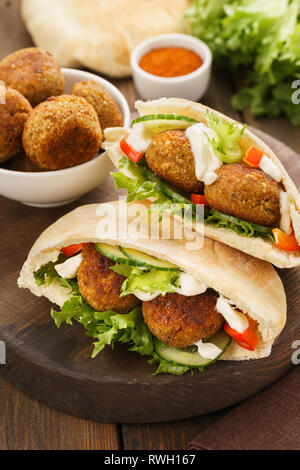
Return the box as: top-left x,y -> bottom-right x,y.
0,376 -> 120,450
122,409 -> 231,450
1,0 -> 300,450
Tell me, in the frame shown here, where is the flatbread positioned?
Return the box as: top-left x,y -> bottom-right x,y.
18,201 -> 287,362
103,98 -> 300,268
21,0 -> 191,78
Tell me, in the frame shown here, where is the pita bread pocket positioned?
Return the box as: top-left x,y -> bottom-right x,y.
18,201 -> 286,374
103,98 -> 300,268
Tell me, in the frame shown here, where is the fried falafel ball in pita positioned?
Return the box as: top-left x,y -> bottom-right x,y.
145,130 -> 204,194
142,291 -> 224,349
0,47 -> 65,106
204,163 -> 281,227
77,244 -> 140,314
22,95 -> 103,170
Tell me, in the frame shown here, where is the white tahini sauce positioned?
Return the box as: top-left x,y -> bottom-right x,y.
175,272 -> 207,296
194,340 -> 222,360
133,291 -> 163,302
279,191 -> 292,234
134,272 -> 207,302
126,122 -> 151,154
185,123 -> 222,185
259,155 -> 282,182
55,253 -> 83,279
216,296 -> 249,333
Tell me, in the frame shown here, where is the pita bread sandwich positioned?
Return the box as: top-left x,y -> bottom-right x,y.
103,98 -> 300,268
18,201 -> 286,375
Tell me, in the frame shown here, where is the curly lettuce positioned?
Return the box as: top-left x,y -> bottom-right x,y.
34,253 -> 67,286
205,210 -> 275,241
206,112 -> 246,163
34,256 -> 192,375
185,0 -> 300,124
112,156 -> 275,242
111,264 -> 180,297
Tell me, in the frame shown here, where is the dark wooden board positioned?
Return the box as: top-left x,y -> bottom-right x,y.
0,128 -> 299,423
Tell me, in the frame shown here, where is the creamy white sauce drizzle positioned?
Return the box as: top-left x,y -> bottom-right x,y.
216,296 -> 249,333
134,272 -> 207,302
279,191 -> 292,234
259,155 -> 282,182
175,272 -> 207,296
55,253 -> 83,279
126,122 -> 151,154
185,123 -> 222,185
194,340 -> 222,360
133,291 -> 162,302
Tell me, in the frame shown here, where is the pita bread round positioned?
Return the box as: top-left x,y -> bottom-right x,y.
21,0 -> 191,78
18,201 -> 286,362
103,98 -> 300,268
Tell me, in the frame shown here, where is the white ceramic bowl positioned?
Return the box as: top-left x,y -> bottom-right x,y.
0,68 -> 131,207
131,33 -> 212,101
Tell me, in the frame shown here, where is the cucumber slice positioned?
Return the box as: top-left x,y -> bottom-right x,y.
95,243 -> 134,265
144,119 -> 195,134
120,246 -> 179,271
154,330 -> 231,368
145,167 -> 191,205
132,114 -> 198,135
145,167 -> 211,219
132,114 -> 198,125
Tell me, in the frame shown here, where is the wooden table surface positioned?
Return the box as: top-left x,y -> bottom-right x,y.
0,0 -> 299,450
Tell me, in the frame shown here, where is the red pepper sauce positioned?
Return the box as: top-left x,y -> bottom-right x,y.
139,47 -> 203,78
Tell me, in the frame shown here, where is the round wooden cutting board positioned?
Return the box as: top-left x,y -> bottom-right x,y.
0,128 -> 299,423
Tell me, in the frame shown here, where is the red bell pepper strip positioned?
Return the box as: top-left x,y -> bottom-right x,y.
191,194 -> 209,206
243,146 -> 264,167
61,244 -> 87,258
120,135 -> 144,163
273,228 -> 300,252
224,315 -> 258,351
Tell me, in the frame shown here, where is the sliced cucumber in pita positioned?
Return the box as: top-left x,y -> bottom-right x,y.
120,246 -> 179,271
132,114 -> 198,134
154,330 -> 231,368
95,243 -> 133,265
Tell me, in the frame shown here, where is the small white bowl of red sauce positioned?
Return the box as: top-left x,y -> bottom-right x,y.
131,33 -> 212,101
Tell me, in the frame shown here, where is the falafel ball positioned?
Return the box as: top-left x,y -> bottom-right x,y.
71,80 -> 123,131
204,163 -> 281,227
22,95 -> 103,170
145,130 -> 204,194
142,291 -> 224,349
0,48 -> 65,106
0,87 -> 32,163
77,244 -> 140,314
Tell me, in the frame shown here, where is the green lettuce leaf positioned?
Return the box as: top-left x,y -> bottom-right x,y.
149,352 -> 191,376
35,258 -> 195,375
34,253 -> 67,286
111,157 -> 172,205
185,0 -> 300,124
112,157 -> 203,223
111,264 -> 180,297
205,210 -> 275,241
112,156 -> 275,242
206,112 -> 245,163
